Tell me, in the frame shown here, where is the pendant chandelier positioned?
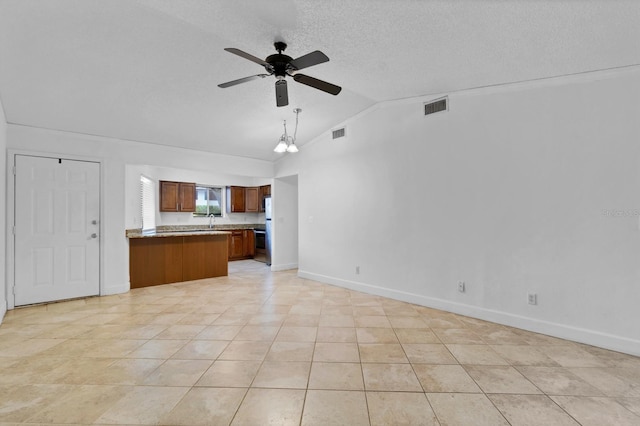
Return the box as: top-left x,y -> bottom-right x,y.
274,108 -> 302,153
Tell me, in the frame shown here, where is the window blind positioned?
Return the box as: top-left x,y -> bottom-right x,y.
140,175 -> 156,232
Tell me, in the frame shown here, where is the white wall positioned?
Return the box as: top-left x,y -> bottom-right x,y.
6,125 -> 274,298
272,175 -> 299,271
276,68 -> 640,355
0,97 -> 7,321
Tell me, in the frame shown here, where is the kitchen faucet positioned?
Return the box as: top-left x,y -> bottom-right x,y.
208,214 -> 215,229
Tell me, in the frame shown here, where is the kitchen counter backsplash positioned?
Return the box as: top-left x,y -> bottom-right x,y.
126,223 -> 265,238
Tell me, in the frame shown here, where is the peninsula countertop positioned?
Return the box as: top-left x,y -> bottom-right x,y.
126,224 -> 264,239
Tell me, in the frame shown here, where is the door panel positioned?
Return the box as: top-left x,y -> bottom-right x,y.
14,155 -> 100,306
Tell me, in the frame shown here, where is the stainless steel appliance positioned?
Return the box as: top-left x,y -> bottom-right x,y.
264,196 -> 272,266
254,196 -> 272,265
254,229 -> 266,263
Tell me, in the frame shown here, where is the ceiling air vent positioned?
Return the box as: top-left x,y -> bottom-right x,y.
332,127 -> 346,139
424,97 -> 448,116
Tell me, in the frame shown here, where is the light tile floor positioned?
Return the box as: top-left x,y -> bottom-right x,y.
1,260 -> 639,425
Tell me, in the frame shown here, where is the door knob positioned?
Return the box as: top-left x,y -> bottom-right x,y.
91,220 -> 98,225
91,233 -> 98,239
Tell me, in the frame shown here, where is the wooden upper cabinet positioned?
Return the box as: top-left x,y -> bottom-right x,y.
258,185 -> 271,212
160,181 -> 179,212
179,183 -> 196,212
160,181 -> 196,212
245,187 -> 259,212
226,186 -> 246,213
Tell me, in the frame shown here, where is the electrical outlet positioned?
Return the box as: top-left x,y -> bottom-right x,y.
355,266 -> 360,275
528,293 -> 537,305
458,281 -> 465,293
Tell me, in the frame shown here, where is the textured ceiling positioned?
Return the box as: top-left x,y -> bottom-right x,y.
1,0 -> 639,161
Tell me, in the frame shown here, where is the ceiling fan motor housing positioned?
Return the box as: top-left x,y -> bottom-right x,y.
265,53 -> 294,77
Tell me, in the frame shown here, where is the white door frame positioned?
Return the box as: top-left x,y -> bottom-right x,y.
6,149 -> 105,310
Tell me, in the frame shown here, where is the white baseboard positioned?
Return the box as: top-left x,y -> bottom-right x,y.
102,283 -> 129,296
299,270 -> 640,357
0,299 -> 6,326
271,263 -> 298,272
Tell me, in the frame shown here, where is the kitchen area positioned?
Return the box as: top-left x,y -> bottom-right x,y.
125,164 -> 274,289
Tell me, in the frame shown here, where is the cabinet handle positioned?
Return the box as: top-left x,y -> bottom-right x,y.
176,203 -> 178,211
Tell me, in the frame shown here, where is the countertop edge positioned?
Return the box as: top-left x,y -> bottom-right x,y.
127,230 -> 232,239
126,224 -> 266,239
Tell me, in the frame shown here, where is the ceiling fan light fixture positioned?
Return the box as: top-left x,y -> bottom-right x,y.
218,43 -> 341,107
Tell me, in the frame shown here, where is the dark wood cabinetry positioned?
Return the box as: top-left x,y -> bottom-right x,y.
245,187 -> 259,212
243,229 -> 255,257
226,186 -> 246,213
129,234 -> 228,288
227,228 -> 256,260
259,185 -> 271,212
160,181 -> 196,212
228,230 -> 245,259
182,235 -> 228,282
227,185 -> 269,213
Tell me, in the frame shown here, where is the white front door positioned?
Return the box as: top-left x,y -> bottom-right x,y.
14,155 -> 100,306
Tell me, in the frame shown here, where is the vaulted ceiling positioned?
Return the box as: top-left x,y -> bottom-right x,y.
1,1 -> 639,161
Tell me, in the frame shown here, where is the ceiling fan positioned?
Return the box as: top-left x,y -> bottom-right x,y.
218,41 -> 341,107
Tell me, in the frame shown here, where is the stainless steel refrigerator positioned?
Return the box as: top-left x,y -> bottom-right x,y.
264,196 -> 272,266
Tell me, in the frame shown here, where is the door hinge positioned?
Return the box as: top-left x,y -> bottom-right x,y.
12,226 -> 15,235
12,166 -> 16,175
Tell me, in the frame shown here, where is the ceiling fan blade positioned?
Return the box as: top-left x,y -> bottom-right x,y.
289,50 -> 329,71
224,48 -> 273,70
293,74 -> 342,95
275,80 -> 289,107
218,74 -> 270,88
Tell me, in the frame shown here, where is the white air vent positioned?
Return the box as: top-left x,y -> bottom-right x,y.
424,97 -> 448,116
332,127 -> 346,139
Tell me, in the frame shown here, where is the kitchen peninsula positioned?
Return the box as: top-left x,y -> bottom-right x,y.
127,228 -> 230,288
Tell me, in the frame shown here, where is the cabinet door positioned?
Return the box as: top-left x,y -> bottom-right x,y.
245,187 -> 259,212
227,186 -> 246,213
179,183 -> 196,212
228,231 -> 244,259
160,181 -> 180,212
160,181 -> 196,212
243,230 -> 255,257
258,185 -> 271,212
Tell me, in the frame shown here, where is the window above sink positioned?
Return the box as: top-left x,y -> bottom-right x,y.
194,185 -> 224,217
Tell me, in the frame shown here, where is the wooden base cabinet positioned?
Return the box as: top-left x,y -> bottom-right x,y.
228,229 -> 255,260
228,230 -> 244,260
183,235 -> 228,282
129,234 -> 228,288
129,237 -> 183,288
243,229 -> 255,257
